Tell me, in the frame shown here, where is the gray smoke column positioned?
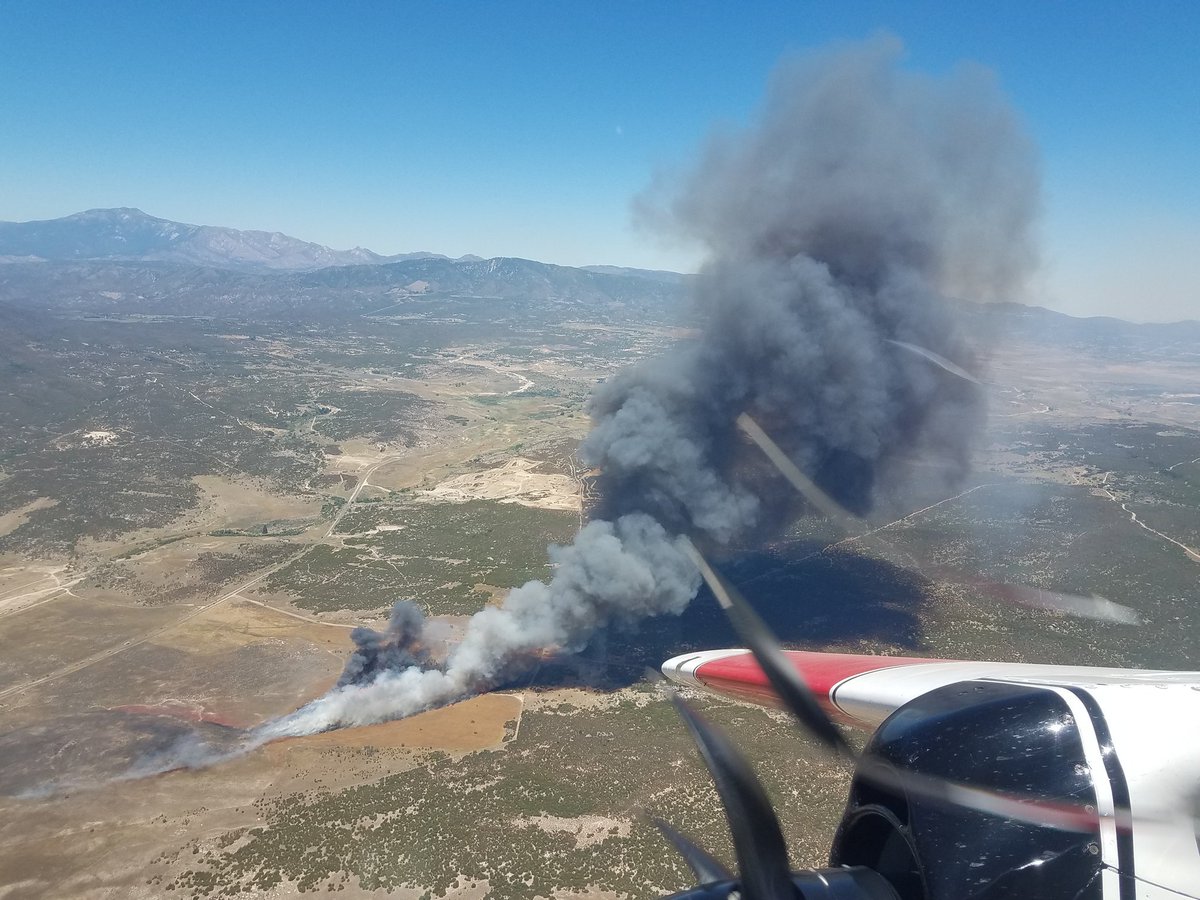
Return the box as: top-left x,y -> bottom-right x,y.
590,35 -> 1038,538
218,36 -> 1038,744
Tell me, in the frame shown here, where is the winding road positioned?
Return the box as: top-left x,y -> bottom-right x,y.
1097,474 -> 1200,564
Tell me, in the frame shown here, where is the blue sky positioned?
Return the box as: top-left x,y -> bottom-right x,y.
2,1 -> 1196,321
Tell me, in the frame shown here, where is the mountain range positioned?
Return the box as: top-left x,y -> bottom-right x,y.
0,208 -> 478,272
0,210 -> 1194,354
0,209 -> 689,320
0,209 -> 690,284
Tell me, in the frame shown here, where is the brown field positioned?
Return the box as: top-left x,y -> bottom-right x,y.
0,690 -> 524,900
267,693 -> 521,756
0,583 -> 525,900
0,498 -> 58,540
191,475 -> 326,530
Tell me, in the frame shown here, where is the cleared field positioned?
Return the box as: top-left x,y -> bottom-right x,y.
191,475 -> 326,532
421,457 -> 580,512
0,595 -> 183,692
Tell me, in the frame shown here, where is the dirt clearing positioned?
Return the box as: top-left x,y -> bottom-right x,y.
422,458 -> 580,511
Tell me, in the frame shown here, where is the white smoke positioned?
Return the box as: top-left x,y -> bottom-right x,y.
260,514 -> 699,736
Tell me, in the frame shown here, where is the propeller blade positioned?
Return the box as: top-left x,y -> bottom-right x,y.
737,413 -> 861,532
684,542 -> 853,757
651,816 -> 733,885
668,689 -> 794,900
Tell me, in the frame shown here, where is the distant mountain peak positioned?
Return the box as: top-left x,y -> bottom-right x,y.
72,207 -> 154,220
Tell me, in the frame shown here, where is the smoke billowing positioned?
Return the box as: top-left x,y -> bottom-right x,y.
262,515 -> 699,737
155,37 -> 1041,758
594,35 -> 1038,535
336,601 -> 437,688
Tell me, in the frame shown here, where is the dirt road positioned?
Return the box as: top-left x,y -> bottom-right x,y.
0,546 -> 313,705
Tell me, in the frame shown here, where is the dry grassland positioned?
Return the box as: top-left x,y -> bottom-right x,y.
0,499 -> 58,539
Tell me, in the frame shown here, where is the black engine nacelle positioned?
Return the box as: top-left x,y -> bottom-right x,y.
830,680 -> 1104,900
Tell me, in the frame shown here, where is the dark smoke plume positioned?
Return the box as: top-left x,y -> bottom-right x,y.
249,37 -> 1038,741
337,600 -> 435,688
592,35 -> 1037,537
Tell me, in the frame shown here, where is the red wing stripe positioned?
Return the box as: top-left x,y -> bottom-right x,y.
692,651 -> 938,725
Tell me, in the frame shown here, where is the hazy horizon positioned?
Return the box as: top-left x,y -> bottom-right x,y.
3,2 -> 1196,322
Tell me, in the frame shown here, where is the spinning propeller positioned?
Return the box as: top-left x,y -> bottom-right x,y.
652,550 -> 901,900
